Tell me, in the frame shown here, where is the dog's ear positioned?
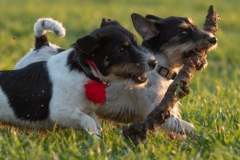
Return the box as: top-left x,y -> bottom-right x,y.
131,13 -> 159,40
146,15 -> 165,27
75,35 -> 99,55
146,14 -> 164,22
100,18 -> 120,27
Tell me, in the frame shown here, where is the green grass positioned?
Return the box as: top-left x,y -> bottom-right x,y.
0,0 -> 239,159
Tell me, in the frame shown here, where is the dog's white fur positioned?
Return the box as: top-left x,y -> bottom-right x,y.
47,50 -> 101,136
15,18 -> 65,69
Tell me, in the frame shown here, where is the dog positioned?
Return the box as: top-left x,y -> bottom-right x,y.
15,12 -> 217,136
0,18 -> 156,138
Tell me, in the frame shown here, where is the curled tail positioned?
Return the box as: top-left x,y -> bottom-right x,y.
34,18 -> 66,49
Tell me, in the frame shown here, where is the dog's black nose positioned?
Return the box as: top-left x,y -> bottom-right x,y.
148,59 -> 158,71
209,37 -> 217,44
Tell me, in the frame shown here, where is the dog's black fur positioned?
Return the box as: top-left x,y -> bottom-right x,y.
0,62 -> 51,121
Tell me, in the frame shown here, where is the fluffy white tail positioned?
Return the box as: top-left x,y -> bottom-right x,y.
34,18 -> 66,38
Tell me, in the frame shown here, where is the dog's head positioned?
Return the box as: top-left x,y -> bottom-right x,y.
131,13 -> 217,72
71,18 -> 157,86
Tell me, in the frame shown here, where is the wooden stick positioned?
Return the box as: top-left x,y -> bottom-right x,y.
203,5 -> 219,35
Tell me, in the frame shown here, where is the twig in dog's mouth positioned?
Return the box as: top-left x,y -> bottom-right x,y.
203,5 -> 219,35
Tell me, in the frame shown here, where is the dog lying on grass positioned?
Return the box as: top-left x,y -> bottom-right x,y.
0,18 -> 155,138
16,11 -> 217,136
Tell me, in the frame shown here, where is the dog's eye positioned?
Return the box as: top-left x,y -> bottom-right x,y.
117,47 -> 126,56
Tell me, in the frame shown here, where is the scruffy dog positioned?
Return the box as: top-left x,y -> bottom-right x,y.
16,13 -> 217,136
0,18 -> 155,138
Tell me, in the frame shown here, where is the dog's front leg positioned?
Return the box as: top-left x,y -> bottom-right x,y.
51,109 -> 101,139
163,105 -> 195,136
163,114 -> 195,136
90,112 -> 102,134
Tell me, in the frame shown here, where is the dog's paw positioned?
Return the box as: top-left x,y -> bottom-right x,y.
167,131 -> 187,140
92,133 -> 101,140
97,126 -> 102,135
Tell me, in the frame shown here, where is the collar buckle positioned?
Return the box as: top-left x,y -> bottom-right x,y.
159,67 -> 169,77
157,66 -> 177,80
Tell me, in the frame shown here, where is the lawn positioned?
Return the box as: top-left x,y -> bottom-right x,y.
0,0 -> 239,159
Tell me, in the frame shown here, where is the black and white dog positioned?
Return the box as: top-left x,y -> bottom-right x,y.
0,18 -> 156,138
15,13 -> 217,136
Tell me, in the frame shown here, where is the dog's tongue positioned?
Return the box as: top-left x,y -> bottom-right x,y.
84,80 -> 106,104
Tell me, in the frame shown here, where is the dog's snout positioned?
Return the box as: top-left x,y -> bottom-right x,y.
148,59 -> 158,71
209,37 -> 217,44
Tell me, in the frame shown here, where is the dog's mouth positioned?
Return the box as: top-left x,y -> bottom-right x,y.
122,72 -> 148,84
132,73 -> 148,84
190,38 -> 217,55
183,49 -> 209,70
184,49 -> 203,58
184,44 -> 215,58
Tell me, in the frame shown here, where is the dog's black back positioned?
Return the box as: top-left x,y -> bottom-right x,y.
0,62 -> 52,121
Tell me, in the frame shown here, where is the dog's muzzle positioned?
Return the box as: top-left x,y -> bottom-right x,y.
208,37 -> 217,44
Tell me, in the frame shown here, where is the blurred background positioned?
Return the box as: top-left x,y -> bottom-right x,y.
0,0 -> 239,101
0,0 -> 239,70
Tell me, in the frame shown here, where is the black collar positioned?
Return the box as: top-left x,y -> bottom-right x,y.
157,65 -> 177,80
